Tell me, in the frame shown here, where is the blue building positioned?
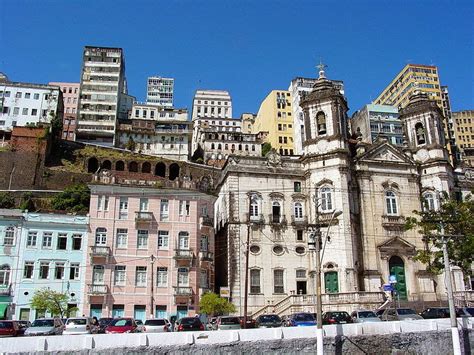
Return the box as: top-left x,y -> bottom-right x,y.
0,209 -> 24,319
13,212 -> 89,321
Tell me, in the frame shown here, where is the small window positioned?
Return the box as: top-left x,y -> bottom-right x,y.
274,269 -> 284,294
295,246 -> 306,255
296,230 -> 303,241
72,234 -> 82,250
273,245 -> 284,255
250,245 -> 261,254
294,182 -> 301,192
250,269 -> 261,294
57,234 -> 67,250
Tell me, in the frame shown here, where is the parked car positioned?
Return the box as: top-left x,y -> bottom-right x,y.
420,307 -> 450,319
238,316 -> 256,329
17,320 -> 31,335
322,311 -> 353,325
0,320 -> 21,337
216,316 -> 241,330
457,307 -> 474,317
63,317 -> 93,335
144,318 -> 171,333
174,317 -> 205,332
25,318 -> 64,336
105,318 -> 138,334
96,317 -> 113,333
380,308 -> 423,321
351,310 -> 381,323
255,314 -> 282,328
287,313 -> 317,327
135,319 -> 146,333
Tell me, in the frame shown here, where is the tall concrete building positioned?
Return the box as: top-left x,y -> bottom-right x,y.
146,76 -> 174,107
453,110 -> 474,167
192,90 -> 232,120
76,46 -> 127,146
351,104 -> 402,146
374,64 -> 456,162
49,82 -> 80,141
254,90 -> 295,156
289,76 -> 344,155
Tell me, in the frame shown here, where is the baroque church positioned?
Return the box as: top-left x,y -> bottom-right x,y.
213,68 -> 473,316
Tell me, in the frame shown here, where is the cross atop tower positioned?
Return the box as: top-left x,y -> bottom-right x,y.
316,60 -> 327,79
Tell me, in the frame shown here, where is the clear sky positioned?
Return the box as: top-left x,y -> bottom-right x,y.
1,0 -> 472,116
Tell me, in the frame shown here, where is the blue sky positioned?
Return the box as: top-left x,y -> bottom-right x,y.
1,0 -> 472,116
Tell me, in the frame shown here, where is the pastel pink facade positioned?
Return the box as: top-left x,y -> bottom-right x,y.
49,82 -> 80,140
84,184 -> 215,321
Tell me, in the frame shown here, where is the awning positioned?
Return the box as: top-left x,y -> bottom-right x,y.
0,303 -> 9,319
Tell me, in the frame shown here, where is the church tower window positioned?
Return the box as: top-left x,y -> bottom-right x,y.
316,111 -> 327,136
415,122 -> 426,145
385,191 -> 398,216
320,186 -> 333,212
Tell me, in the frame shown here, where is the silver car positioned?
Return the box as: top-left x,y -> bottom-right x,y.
25,318 -> 64,336
351,310 -> 382,323
63,317 -> 93,335
380,308 -> 423,321
144,318 -> 171,333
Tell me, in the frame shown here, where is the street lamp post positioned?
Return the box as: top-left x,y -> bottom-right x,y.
150,254 -> 155,318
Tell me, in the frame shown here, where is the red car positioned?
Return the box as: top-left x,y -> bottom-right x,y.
0,320 -> 20,337
105,318 -> 138,334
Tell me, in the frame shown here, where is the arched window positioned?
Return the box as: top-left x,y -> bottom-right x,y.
294,202 -> 303,220
385,191 -> 398,215
211,143 -> 215,149
320,186 -> 333,212
224,144 -> 228,150
249,194 -> 260,220
415,122 -> 426,145
0,265 -> 11,286
218,144 -> 222,150
316,111 -> 327,135
423,193 -> 436,211
272,201 -> 281,223
115,160 -> 125,171
95,228 -> 107,246
102,160 -> 112,170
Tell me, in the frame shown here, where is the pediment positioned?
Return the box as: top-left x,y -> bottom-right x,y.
377,236 -> 417,259
357,142 -> 414,165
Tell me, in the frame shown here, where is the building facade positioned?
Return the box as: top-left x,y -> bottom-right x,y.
351,104 -> 402,145
1,212 -> 89,321
146,77 -> 174,107
117,103 -> 190,161
49,82 -> 80,141
374,64 -> 457,163
191,90 -> 232,120
453,110 -> 474,167
214,69 -> 472,317
76,46 -> 127,146
84,184 -> 215,322
253,90 -> 294,156
0,81 -> 63,145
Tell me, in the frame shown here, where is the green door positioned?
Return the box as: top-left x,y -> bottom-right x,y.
390,265 -> 407,300
324,272 -> 339,293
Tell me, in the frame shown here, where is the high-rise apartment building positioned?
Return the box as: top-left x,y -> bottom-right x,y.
76,46 -> 127,146
146,77 -> 174,107
453,110 -> 474,167
253,90 -> 294,156
191,90 -> 232,120
351,104 -> 402,146
374,64 -> 456,162
49,82 -> 80,141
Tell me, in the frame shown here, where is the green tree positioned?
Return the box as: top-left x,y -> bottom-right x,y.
19,192 -> 35,211
50,183 -> 90,213
262,142 -> 272,156
405,192 -> 474,279
0,192 -> 15,208
30,288 -> 76,317
199,292 -> 236,316
126,136 -> 136,151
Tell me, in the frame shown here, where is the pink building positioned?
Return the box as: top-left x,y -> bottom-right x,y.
49,82 -> 79,140
84,184 -> 215,322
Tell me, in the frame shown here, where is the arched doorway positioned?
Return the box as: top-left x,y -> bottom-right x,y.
142,162 -> 151,173
102,160 -> 112,170
155,162 -> 166,177
87,157 -> 99,173
115,161 -> 125,171
389,256 -> 407,300
129,161 -> 138,172
169,163 -> 180,181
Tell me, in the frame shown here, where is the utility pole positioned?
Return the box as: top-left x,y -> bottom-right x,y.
150,254 -> 155,318
243,223 -> 250,329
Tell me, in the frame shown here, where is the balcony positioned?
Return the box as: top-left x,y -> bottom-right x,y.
135,211 -> 154,227
291,215 -> 308,227
174,286 -> 193,296
199,251 -> 213,262
0,286 -> 12,297
88,284 -> 108,295
174,249 -> 193,261
200,216 -> 214,227
317,212 -> 341,226
89,245 -> 110,258
381,215 -> 406,230
268,214 -> 287,229
246,213 -> 265,225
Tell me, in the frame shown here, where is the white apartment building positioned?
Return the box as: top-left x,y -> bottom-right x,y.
0,79 -> 63,143
289,77 -> 344,155
76,46 -> 127,146
117,103 -> 191,161
146,77 -> 174,107
191,117 -> 242,156
191,90 -> 232,120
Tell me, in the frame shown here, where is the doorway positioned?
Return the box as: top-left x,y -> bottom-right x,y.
389,256 -> 407,300
296,281 -> 307,295
324,271 -> 339,293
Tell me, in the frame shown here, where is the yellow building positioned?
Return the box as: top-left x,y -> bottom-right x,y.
453,110 -> 474,167
254,90 -> 295,155
374,64 -> 456,162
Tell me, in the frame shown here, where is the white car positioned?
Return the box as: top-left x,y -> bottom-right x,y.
63,317 -> 93,335
25,318 -> 64,336
144,319 -> 171,333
